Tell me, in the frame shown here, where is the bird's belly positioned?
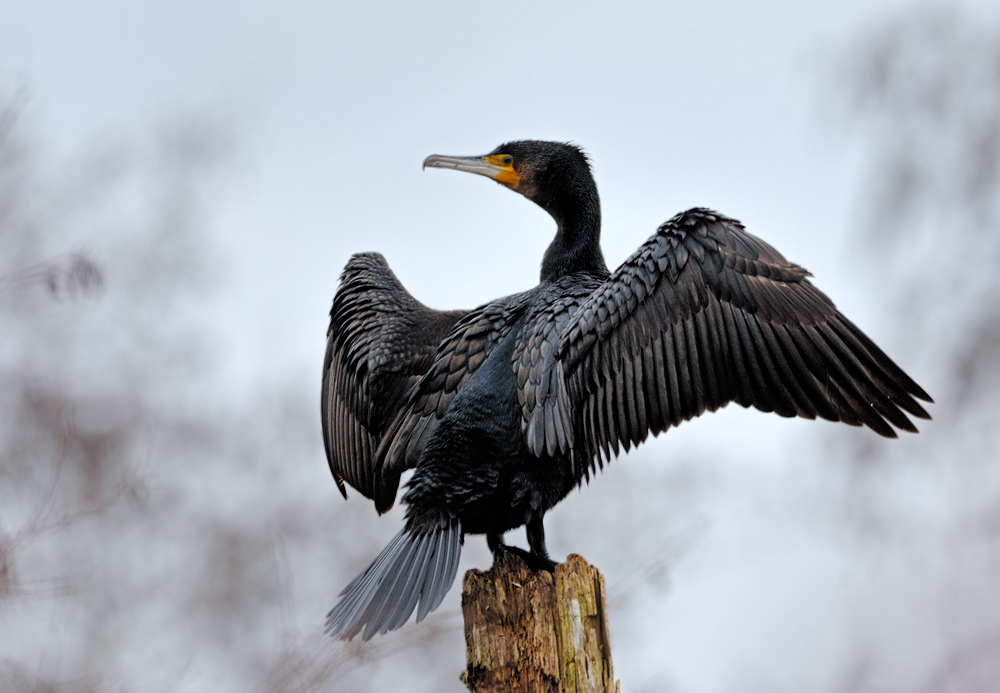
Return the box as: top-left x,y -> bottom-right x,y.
449,446 -> 574,536
404,402 -> 574,531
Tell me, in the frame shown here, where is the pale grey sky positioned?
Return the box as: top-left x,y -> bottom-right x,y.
1,0 -> 939,383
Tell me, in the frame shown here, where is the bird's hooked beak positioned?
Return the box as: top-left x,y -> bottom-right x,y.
422,154 -> 519,188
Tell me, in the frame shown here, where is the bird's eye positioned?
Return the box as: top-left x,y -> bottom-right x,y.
502,155 -> 513,166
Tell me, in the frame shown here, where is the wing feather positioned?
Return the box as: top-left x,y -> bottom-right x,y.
536,208 -> 932,478
322,253 -> 466,503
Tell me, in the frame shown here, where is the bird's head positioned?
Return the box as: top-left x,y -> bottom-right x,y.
423,140 -> 596,226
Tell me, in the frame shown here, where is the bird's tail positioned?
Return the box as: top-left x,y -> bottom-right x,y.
325,517 -> 462,641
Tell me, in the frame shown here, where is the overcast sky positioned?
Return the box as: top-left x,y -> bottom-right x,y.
3,0 -> 966,386
3,2 -> 999,692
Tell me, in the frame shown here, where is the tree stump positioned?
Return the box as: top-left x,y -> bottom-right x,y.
460,552 -> 621,693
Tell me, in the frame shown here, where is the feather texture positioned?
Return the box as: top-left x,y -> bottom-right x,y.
540,208 -> 933,479
323,141 -> 933,643
321,253 -> 466,502
325,517 -> 462,641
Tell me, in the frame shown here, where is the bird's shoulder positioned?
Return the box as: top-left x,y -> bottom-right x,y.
410,290 -> 535,413
514,274 -> 605,368
509,273 -> 606,457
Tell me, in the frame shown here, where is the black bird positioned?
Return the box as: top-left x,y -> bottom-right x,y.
322,140 -> 932,641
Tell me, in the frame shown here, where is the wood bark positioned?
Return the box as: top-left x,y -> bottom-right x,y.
460,553 -> 620,693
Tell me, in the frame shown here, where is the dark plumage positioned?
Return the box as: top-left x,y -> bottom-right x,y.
322,140 -> 932,640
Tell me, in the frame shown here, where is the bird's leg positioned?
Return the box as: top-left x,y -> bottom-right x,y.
486,530 -> 555,572
487,531 -> 530,564
525,515 -> 558,572
487,532 -> 505,562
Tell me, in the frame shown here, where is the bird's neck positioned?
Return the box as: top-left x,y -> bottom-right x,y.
539,190 -> 608,282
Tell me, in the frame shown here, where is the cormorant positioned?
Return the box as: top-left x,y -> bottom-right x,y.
322,140 -> 931,641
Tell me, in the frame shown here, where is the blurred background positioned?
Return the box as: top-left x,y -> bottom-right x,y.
2,1 -> 999,691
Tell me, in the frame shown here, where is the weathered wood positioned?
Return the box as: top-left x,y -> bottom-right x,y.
461,553 -> 620,693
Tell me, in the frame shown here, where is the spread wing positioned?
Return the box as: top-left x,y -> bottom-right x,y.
527,208 -> 933,478
322,253 -> 467,502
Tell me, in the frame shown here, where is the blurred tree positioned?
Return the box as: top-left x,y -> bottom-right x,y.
848,9 -> 1000,409
828,9 -> 1000,693
0,91 -> 463,693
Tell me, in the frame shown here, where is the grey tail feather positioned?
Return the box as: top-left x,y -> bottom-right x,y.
325,517 -> 462,641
